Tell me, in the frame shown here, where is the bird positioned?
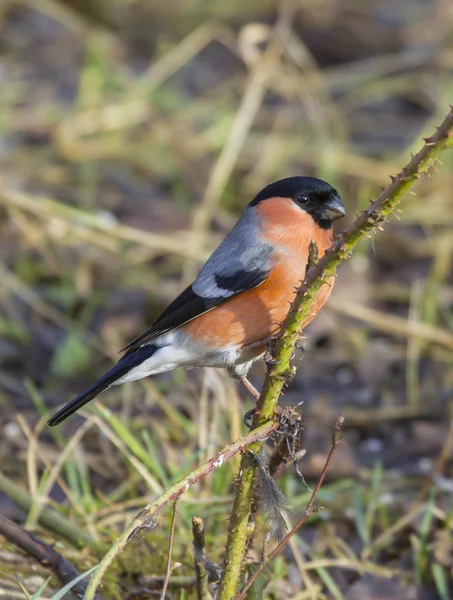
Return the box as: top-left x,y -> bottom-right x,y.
47,176 -> 346,426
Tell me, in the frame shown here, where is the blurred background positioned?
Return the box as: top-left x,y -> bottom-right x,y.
1,0 -> 453,599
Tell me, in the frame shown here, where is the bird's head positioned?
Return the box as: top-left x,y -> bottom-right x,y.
251,176 -> 346,230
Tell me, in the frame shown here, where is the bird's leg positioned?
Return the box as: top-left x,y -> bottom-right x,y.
241,337 -> 272,352
239,375 -> 260,402
238,375 -> 261,429
242,334 -> 283,365
235,338 -> 281,427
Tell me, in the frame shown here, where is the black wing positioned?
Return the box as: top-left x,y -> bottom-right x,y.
121,268 -> 268,354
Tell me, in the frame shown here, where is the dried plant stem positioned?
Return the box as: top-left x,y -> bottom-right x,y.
160,501 -> 179,600
218,107 -> 453,599
0,471 -> 99,551
237,416 -> 344,599
192,517 -> 212,600
82,420 -> 279,600
0,515 -> 104,600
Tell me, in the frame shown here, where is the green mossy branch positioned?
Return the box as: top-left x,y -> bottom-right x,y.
218,106 -> 453,600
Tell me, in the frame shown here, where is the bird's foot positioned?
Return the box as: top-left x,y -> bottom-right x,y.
264,337 -> 281,366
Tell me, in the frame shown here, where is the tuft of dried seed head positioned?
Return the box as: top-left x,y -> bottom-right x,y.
252,449 -> 289,541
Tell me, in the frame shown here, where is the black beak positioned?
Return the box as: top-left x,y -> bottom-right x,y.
325,195 -> 346,221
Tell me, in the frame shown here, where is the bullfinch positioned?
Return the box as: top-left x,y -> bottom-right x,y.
48,176 -> 345,426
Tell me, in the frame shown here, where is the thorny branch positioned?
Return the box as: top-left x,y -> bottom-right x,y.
218,106 -> 453,599
82,420 -> 279,600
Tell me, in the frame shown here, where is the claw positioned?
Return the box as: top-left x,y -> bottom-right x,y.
295,341 -> 305,351
295,335 -> 306,353
264,339 -> 281,365
265,356 -> 282,366
243,408 -> 256,429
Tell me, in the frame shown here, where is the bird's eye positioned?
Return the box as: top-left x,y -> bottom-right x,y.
297,193 -> 309,205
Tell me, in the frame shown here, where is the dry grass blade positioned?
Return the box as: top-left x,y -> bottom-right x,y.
0,471 -> 99,551
331,301 -> 453,350
160,501 -> 179,600
0,188 -> 209,261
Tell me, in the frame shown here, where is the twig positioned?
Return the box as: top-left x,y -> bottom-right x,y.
0,471 -> 100,551
0,515 -> 104,600
218,106 -> 453,599
134,576 -> 196,589
331,301 -> 453,351
160,501 -> 179,600
237,416 -> 344,600
0,188 -> 207,262
82,420 -> 279,600
128,590 -> 175,600
192,517 -> 213,600
414,417 -> 453,504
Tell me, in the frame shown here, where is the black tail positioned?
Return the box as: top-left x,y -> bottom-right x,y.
47,346 -> 156,426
